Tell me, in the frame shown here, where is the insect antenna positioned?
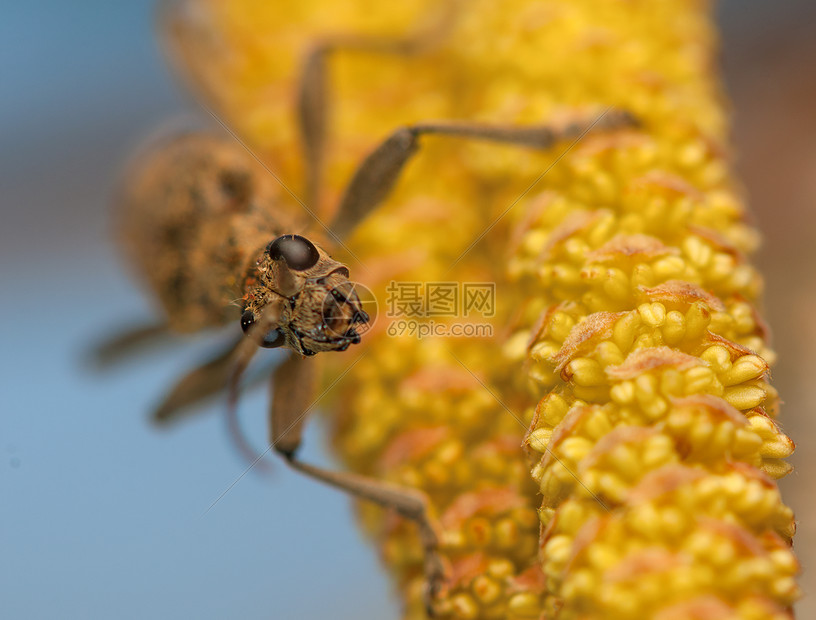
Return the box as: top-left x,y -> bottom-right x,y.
226,302 -> 285,471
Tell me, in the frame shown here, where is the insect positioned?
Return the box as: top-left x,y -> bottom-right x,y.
103,3 -> 637,613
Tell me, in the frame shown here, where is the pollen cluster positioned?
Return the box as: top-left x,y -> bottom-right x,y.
168,0 -> 798,617
499,3 -> 800,618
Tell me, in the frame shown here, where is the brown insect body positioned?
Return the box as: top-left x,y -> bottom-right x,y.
118,132 -> 367,355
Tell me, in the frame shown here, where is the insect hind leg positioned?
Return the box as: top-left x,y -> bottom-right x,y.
297,3 -> 460,210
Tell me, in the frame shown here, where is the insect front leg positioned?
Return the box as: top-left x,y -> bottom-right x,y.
270,354 -> 446,614
329,109 -> 638,238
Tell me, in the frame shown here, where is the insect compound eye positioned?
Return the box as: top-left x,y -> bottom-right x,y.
266,234 -> 320,271
240,310 -> 256,333
259,328 -> 285,349
240,309 -> 285,349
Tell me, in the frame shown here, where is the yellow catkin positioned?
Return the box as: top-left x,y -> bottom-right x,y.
168,0 -> 798,618
501,4 -> 800,618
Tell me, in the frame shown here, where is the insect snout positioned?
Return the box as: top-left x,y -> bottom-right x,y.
321,280 -> 370,347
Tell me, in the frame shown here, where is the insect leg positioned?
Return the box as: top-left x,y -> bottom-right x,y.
152,336 -> 244,424
147,335 -> 273,472
297,3 -> 459,209
330,109 -> 638,238
270,354 -> 445,613
287,458 -> 445,613
90,322 -> 171,367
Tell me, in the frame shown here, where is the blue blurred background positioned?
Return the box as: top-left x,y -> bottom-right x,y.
2,1 -> 815,618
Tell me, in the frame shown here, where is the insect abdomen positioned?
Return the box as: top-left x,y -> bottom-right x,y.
117,133 -> 288,332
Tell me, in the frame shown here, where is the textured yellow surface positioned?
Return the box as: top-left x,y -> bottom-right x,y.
168,0 -> 799,617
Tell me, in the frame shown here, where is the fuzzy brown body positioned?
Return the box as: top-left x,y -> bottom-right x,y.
117,132 -> 367,356
117,133 -> 304,333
